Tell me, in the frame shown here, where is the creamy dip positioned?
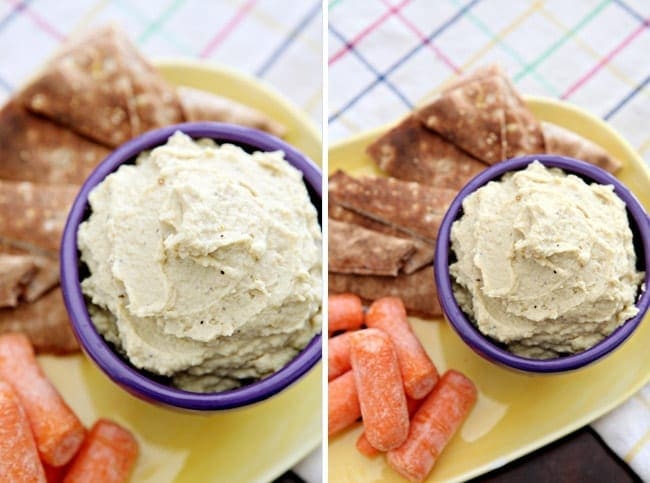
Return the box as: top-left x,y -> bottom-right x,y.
78,132 -> 321,392
450,161 -> 643,359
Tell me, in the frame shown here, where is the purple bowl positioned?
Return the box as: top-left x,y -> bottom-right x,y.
434,154 -> 649,373
60,122 -> 322,410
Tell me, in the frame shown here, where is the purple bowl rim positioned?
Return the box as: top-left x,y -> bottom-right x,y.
60,122 -> 322,410
434,154 -> 650,373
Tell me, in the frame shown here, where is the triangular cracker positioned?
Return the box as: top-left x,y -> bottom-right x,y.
0,288 -> 79,354
329,202 -> 433,274
367,115 -> 486,190
0,180 -> 77,253
329,266 -> 442,318
19,25 -> 182,147
0,101 -> 110,184
542,121 -> 621,173
328,171 -> 456,244
328,219 -> 416,276
177,86 -> 286,138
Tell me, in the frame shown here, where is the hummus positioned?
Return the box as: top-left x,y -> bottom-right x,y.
78,132 -> 321,392
450,161 -> 643,359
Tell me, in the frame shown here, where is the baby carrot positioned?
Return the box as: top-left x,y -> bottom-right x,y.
350,328 -> 409,451
328,332 -> 352,381
365,297 -> 438,399
0,380 -> 46,482
44,463 -> 67,483
356,395 -> 424,458
0,333 -> 85,467
387,370 -> 477,482
63,419 -> 138,483
328,371 -> 361,437
328,293 -> 364,334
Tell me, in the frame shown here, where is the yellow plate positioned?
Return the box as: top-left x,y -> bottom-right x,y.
38,59 -> 323,483
328,96 -> 650,483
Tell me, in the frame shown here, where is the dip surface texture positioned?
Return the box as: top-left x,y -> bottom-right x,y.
450,161 -> 643,359
78,132 -> 321,392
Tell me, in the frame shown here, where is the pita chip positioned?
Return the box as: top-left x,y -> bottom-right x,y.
542,121 -> 621,173
177,86 -> 286,138
329,201 -> 434,274
0,180 -> 77,253
328,171 -> 456,244
0,101 -> 110,184
367,115 -> 486,190
0,255 -> 37,308
19,25 -> 182,147
500,75 -> 545,158
416,74 -> 507,164
0,242 -> 59,302
329,266 -> 442,318
0,288 -> 79,354
417,65 -> 544,163
328,219 -> 416,276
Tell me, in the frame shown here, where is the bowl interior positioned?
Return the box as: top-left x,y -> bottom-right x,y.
435,155 -> 649,373
61,122 -> 322,410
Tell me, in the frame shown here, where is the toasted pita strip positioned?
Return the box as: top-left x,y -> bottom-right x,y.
329,219 -> 416,276
0,288 -> 78,354
542,121 -> 621,173
416,74 -> 507,164
329,202 -> 433,274
328,266 -> 442,318
0,180 -> 77,253
0,101 -> 110,184
367,115 -> 486,190
500,75 -> 545,158
23,256 -> 59,303
0,246 -> 58,305
442,64 -> 502,92
19,25 -> 135,147
114,30 -> 183,135
329,171 -> 455,244
20,25 -> 182,147
417,65 -> 545,163
177,86 -> 286,138
0,255 -> 37,308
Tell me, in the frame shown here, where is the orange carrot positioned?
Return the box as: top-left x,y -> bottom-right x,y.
366,297 -> 438,399
350,328 -> 409,451
63,419 -> 138,483
387,370 -> 477,482
328,332 -> 352,381
0,333 -> 85,467
0,380 -> 46,482
44,463 -> 67,483
328,371 -> 361,437
356,395 -> 424,458
355,430 -> 378,458
328,293 -> 364,334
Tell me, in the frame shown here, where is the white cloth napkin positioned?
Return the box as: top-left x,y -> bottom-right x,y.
593,384 -> 650,481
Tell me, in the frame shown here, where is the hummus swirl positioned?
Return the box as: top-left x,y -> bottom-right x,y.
450,161 -> 643,359
79,132 -> 321,392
